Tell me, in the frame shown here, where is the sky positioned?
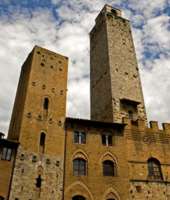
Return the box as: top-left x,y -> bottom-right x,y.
0,0 -> 170,134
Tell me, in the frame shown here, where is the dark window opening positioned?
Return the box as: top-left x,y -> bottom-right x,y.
40,132 -> 46,154
128,111 -> 133,120
73,158 -> 87,176
103,160 -> 116,176
111,9 -> 117,15
43,98 -> 49,110
72,196 -> 86,200
0,196 -> 5,200
102,134 -> 112,146
1,147 -> 12,161
136,185 -> 142,193
148,158 -> 163,180
36,175 -> 42,188
74,131 -> 86,144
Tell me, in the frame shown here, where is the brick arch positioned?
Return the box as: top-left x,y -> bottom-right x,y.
65,181 -> 94,200
103,187 -> 120,200
100,152 -> 118,176
100,152 -> 118,164
72,149 -> 89,161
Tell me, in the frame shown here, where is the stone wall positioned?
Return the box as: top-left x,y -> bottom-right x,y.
9,146 -> 64,200
90,5 -> 147,123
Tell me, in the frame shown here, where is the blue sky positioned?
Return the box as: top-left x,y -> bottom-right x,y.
0,0 -> 170,133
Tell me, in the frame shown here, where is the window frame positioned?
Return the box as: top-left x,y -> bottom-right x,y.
102,133 -> 112,146
73,131 -> 86,144
103,160 -> 116,176
73,158 -> 87,176
148,158 -> 163,181
1,147 -> 12,161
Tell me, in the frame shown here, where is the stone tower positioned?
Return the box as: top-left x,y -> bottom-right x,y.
8,46 -> 68,199
90,4 -> 147,123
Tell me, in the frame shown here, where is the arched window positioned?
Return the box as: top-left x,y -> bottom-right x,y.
43,98 -> 49,110
73,158 -> 87,176
148,158 -> 163,180
40,132 -> 46,154
72,195 -> 86,200
103,160 -> 116,176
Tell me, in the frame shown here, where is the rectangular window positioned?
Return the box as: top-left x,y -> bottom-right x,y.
74,131 -> 86,144
1,147 -> 12,161
102,134 -> 112,146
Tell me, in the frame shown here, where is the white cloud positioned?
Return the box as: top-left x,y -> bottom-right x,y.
0,0 -> 169,136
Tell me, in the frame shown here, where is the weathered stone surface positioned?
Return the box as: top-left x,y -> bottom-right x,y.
90,5 -> 147,123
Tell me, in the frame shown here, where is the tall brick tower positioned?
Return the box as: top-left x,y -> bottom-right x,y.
90,5 -> 147,123
8,46 -> 68,199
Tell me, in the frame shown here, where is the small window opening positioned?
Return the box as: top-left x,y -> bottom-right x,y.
40,132 -> 46,154
128,111 -> 133,120
102,134 -> 112,146
36,175 -> 42,188
136,185 -> 142,193
111,9 -> 117,15
43,98 -> 49,110
1,147 -> 12,161
74,131 -> 86,144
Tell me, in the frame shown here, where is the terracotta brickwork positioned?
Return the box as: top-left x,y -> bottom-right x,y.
64,119 -> 128,200
8,46 -> 68,199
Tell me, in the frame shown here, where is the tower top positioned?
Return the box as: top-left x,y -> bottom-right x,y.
95,4 -> 122,23
102,4 -> 122,17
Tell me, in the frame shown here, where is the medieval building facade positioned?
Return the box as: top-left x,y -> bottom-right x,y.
0,4 -> 170,200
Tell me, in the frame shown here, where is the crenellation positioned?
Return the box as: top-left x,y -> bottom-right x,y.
0,4 -> 169,200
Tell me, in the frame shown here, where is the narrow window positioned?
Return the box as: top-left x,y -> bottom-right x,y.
103,160 -> 115,176
43,98 -> 49,110
74,131 -> 86,144
40,132 -> 46,154
102,134 -> 112,146
148,158 -> 163,180
73,158 -> 87,176
128,111 -> 133,120
1,147 -> 12,161
72,196 -> 86,200
36,175 -> 42,188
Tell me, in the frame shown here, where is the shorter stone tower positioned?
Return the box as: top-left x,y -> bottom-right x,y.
8,46 -> 68,200
90,5 -> 147,123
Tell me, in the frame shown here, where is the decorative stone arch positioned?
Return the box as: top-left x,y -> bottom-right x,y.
100,152 -> 118,176
103,187 -> 121,200
72,149 -> 89,161
100,152 -> 118,164
72,150 -> 88,176
65,181 -> 94,200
